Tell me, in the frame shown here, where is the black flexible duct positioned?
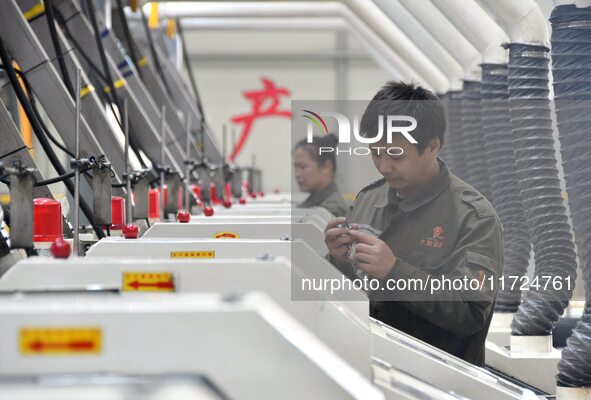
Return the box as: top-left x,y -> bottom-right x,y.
550,4 -> 591,388
460,80 -> 492,202
507,43 -> 577,337
443,91 -> 464,177
480,63 -> 532,313
437,93 -> 455,169
0,35 -> 104,239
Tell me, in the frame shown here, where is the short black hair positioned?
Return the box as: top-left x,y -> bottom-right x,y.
360,81 -> 446,154
294,133 -> 339,173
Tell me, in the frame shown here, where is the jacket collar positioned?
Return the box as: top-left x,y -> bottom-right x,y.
374,160 -> 450,212
302,181 -> 339,207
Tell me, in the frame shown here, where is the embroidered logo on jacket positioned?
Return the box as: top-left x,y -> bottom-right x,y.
419,226 -> 444,248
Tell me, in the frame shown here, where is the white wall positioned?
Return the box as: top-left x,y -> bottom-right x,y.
184,29 -> 389,197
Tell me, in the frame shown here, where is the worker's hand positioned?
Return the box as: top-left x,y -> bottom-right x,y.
324,217 -> 354,268
350,229 -> 396,279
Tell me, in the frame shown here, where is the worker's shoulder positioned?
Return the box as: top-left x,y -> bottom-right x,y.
448,174 -> 497,220
355,178 -> 387,201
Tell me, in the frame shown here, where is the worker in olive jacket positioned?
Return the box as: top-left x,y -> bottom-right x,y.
324,82 -> 503,365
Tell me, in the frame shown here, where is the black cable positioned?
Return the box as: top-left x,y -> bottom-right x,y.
1,64 -> 76,158
114,0 -> 140,73
53,7 -> 149,169
45,0 -> 74,98
84,0 -> 122,115
139,6 -> 172,96
176,18 -> 205,121
0,35 -> 104,239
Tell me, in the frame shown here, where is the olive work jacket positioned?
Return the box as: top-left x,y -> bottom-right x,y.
298,181 -> 349,217
336,163 -> 503,365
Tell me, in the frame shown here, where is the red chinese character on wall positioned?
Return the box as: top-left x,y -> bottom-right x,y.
230,77 -> 292,161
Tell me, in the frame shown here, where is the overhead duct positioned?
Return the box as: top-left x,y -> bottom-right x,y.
431,0 -> 510,201
137,1 -> 448,91
460,80 -> 492,201
373,0 -> 463,90
393,0 -> 478,176
550,3 -> 591,394
480,63 -> 531,314
397,0 -> 482,80
177,17 -> 347,31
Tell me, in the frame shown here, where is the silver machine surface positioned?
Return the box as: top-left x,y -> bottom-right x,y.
142,221 -> 328,255
0,374 -> 225,400
0,292 -> 382,400
0,256 -> 371,379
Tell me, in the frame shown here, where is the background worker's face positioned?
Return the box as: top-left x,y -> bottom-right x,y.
371,134 -> 440,195
293,147 -> 333,193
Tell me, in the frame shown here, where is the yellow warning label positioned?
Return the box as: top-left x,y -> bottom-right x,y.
20,327 -> 101,356
122,272 -> 175,292
213,231 -> 240,239
171,250 -> 215,259
138,57 -> 148,67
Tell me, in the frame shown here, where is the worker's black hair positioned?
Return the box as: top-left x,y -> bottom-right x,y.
360,81 -> 447,154
294,133 -> 339,174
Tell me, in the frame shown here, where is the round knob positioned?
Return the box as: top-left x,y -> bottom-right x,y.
177,210 -> 191,223
239,198 -> 247,205
223,200 -> 232,209
123,224 -> 139,239
50,238 -> 71,259
204,206 -> 215,216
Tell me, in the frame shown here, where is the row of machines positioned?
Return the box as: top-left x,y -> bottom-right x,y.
0,194 -> 540,399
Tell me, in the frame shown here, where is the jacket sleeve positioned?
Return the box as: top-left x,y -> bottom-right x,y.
376,213 -> 503,337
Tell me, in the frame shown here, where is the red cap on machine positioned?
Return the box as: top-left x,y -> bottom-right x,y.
148,188 -> 160,219
50,238 -> 71,258
33,198 -> 63,243
203,206 -> 214,216
177,210 -> 191,223
110,196 -> 126,230
123,224 -> 139,239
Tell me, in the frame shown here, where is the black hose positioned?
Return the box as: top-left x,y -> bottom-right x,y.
0,64 -> 75,157
176,18 -> 206,120
550,4 -> 591,388
45,0 -> 74,98
84,0 -> 122,114
114,0 -> 140,72
54,6 -> 148,169
0,35 -> 104,239
139,5 -> 172,96
480,63 -> 532,313
461,80 -> 492,202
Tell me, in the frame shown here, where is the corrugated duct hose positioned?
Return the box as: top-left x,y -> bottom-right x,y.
461,80 -> 493,202
480,64 -> 531,313
550,4 -> 591,389
447,90 -> 469,180
506,42 -> 577,338
439,92 -> 461,171
437,93 -> 454,168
